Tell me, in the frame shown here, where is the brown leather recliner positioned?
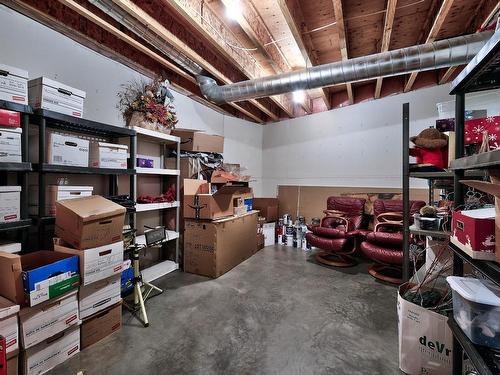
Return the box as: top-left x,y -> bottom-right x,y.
306,197 -> 367,267
360,199 -> 425,284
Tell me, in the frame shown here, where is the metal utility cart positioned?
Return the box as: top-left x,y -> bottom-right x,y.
447,24 -> 500,375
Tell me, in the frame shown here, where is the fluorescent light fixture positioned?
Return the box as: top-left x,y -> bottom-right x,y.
293,90 -> 305,103
225,0 -> 242,21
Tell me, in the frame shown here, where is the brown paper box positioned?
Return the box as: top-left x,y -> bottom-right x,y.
171,129 -> 224,153
253,198 -> 279,222
0,252 -> 23,305
7,354 -> 18,375
461,177 -> 500,263
183,179 -> 252,220
55,195 -> 125,250
184,212 -> 258,278
81,302 -> 122,349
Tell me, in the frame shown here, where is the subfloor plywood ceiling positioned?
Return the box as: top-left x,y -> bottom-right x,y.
6,0 -> 499,123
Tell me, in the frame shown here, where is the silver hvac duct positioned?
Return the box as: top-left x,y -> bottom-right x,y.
197,32 -> 493,104
88,0 -> 204,75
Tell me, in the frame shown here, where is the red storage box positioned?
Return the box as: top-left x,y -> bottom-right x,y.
0,110 -> 20,128
451,208 -> 495,260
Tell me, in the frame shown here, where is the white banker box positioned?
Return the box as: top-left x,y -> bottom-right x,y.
0,296 -> 20,354
79,275 -> 121,319
0,186 -> 21,223
0,63 -> 28,105
28,77 -> 86,118
24,325 -> 80,375
90,141 -> 128,169
19,290 -> 79,349
54,239 -> 124,285
29,185 -> 93,216
0,127 -> 22,162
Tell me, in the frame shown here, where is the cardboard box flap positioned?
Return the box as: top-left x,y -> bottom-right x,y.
29,77 -> 86,99
94,141 -> 128,150
18,290 -> 77,319
183,179 -> 210,195
55,195 -> 125,222
461,180 -> 500,197
0,295 -> 19,318
0,63 -> 29,80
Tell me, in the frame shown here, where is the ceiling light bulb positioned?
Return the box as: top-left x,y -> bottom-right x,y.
293,90 -> 305,103
226,0 -> 242,21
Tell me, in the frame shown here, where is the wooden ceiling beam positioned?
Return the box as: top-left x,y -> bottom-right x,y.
163,0 -> 294,119
439,0 -> 498,85
332,0 -> 353,105
404,0 -> 455,92
218,0 -> 311,114
277,0 -> 331,110
56,0 -> 264,123
374,0 -> 398,99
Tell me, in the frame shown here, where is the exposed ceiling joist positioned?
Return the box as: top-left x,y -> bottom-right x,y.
439,0 -> 498,85
332,0 -> 353,105
165,0 -> 294,119
218,0 -> 311,114
404,0 -> 455,92
54,0 -> 263,123
277,0 -> 331,110
375,0 -> 398,99
108,0 -> 270,122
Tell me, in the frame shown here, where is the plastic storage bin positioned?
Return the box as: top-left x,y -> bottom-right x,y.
447,276 -> 500,349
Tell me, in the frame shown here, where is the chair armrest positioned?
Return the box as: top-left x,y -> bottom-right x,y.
375,221 -> 403,233
323,209 -> 345,217
312,226 -> 347,239
377,212 -> 403,224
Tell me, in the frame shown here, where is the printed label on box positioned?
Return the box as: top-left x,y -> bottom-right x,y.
29,273 -> 80,306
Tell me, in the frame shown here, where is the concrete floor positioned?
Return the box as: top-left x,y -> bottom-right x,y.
49,246 -> 401,375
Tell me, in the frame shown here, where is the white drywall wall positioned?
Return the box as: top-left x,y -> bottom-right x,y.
261,85 -> 456,196
0,5 -> 263,194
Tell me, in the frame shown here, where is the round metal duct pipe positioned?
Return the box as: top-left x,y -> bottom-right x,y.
197,32 -> 493,104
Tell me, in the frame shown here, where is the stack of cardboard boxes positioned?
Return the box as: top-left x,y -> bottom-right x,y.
253,198 -> 279,247
0,195 -> 126,375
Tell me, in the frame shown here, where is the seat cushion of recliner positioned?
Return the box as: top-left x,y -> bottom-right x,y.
311,226 -> 346,239
306,233 -> 348,252
360,241 -> 403,265
366,231 -> 403,247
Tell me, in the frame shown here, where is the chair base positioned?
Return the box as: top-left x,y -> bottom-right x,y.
315,251 -> 357,267
368,264 -> 403,284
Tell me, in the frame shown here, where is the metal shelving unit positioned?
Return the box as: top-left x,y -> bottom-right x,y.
30,110 -> 136,249
130,126 -> 181,282
447,24 -> 500,375
0,101 -> 32,250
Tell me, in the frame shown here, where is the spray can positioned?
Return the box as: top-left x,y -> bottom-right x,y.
285,222 -> 293,247
277,218 -> 284,244
292,219 -> 299,248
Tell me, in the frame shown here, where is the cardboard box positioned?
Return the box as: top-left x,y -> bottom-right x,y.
47,132 -> 89,167
28,77 -> 86,118
0,64 -> 28,105
166,157 -> 205,187
0,297 -> 19,355
55,195 -> 126,250
19,291 -> 79,349
6,355 -> 17,375
0,110 -> 20,128
53,239 -> 123,286
461,177 -> 500,263
171,129 -> 224,153
183,179 -> 253,220
0,127 -> 21,163
253,198 -> 279,223
0,186 -> 20,223
90,141 -> 128,169
257,233 -> 265,251
451,208 -> 495,260
0,251 -> 80,306
23,325 -> 80,375
184,211 -> 258,278
398,286 -> 453,375
81,302 -> 121,349
29,185 -> 94,216
79,275 -> 121,319
263,222 -> 276,247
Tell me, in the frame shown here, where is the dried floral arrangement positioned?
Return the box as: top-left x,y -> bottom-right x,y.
117,77 -> 178,133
